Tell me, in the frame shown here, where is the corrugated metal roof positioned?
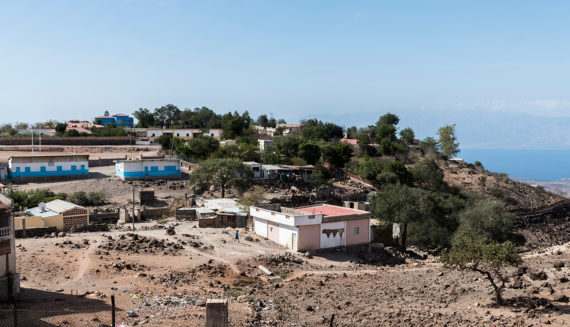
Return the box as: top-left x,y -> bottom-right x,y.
45,199 -> 84,213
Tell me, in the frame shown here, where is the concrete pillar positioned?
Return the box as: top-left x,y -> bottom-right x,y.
206,299 -> 228,327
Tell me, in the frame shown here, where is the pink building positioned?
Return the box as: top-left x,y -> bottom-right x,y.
251,204 -> 370,251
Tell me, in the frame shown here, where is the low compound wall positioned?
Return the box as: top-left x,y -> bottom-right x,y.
0,136 -> 132,145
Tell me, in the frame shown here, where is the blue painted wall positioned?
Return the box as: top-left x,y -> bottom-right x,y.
11,167 -> 89,178
116,165 -> 180,179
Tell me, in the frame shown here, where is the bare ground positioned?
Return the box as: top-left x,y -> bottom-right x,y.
16,220 -> 570,326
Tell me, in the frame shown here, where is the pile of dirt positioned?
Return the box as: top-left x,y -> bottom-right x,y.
98,233 -> 184,255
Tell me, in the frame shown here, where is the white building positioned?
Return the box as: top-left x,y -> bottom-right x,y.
0,193 -> 19,300
8,155 -> 89,181
146,128 -> 222,142
258,139 -> 273,151
251,204 -> 371,251
115,159 -> 181,179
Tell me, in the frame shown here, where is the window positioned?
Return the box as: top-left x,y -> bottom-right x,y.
211,133 -> 214,136
176,133 -> 179,136
353,227 -> 360,235
71,165 -> 76,171
81,165 -> 85,170
57,166 -> 62,171
25,167 -> 30,173
152,133 -> 155,137
186,133 -> 189,136
349,202 -> 354,209
270,227 -> 273,231
308,215 -> 315,219
40,167 -> 46,172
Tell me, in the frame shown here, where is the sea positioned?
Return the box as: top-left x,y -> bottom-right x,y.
459,149 -> 570,181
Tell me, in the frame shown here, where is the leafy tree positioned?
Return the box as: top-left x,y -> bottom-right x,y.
260,144 -> 291,165
64,129 -> 80,137
454,200 -> 525,245
189,158 -> 253,197
272,135 -> 302,158
268,117 -> 277,128
257,114 -> 269,127
8,128 -> 17,136
55,123 -> 67,135
375,124 -> 397,141
0,124 -> 13,135
157,134 -> 173,151
322,143 -> 353,167
474,161 -> 484,170
133,108 -> 156,128
182,136 -> 220,160
274,126 -> 286,136
104,110 -> 110,116
369,183 -> 436,249
420,136 -> 439,154
154,104 -> 181,128
438,124 -> 460,157
346,126 -> 358,138
399,127 -> 415,144
298,142 -> 321,165
277,118 -> 287,124
16,122 -> 29,129
382,161 -> 412,185
354,156 -> 383,180
377,112 -> 400,126
300,119 -> 343,141
441,237 -> 522,305
356,133 -> 376,157
411,159 -> 445,191
214,143 -> 260,162
222,111 -> 252,139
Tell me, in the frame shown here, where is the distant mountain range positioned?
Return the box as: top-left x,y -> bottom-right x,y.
296,108 -> 570,150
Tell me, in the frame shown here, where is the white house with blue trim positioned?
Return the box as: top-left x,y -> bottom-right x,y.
8,155 -> 89,181
115,159 -> 181,179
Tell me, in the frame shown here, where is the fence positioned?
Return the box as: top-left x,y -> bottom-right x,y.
0,295 -> 117,327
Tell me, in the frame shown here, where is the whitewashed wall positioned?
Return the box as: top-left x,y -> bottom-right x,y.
254,217 -> 267,238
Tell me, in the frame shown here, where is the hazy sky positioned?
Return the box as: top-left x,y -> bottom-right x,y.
2,1 -> 570,148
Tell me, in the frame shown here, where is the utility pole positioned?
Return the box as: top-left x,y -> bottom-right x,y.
31,129 -> 34,155
132,184 -> 135,230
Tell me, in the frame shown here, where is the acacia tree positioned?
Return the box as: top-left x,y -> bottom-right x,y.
369,183 -> 435,249
441,237 -> 522,305
189,158 -> 253,198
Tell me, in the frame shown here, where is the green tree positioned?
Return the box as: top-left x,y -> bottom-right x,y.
298,142 -> 321,165
222,111 -> 252,139
454,200 -> 525,245
377,112 -> 400,126
257,114 -> 269,127
346,126 -> 358,138
300,119 -> 343,141
420,136 -> 439,154
272,135 -> 302,158
382,161 -> 412,185
411,159 -> 445,191
154,104 -> 181,128
133,108 -> 156,128
64,129 -> 80,137
354,156 -> 383,180
323,143 -> 353,168
189,158 -> 253,197
238,185 -> 266,212
438,124 -> 460,157
185,136 -> 220,160
441,237 -> 522,305
399,127 -> 415,144
55,123 -> 67,135
369,183 -> 435,249
157,134 -> 173,151
104,110 -> 110,116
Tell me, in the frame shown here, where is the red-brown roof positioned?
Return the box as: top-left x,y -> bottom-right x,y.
296,204 -> 369,217
95,116 -> 114,119
113,113 -> 129,117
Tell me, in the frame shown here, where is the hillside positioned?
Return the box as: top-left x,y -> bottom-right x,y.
441,159 -> 565,211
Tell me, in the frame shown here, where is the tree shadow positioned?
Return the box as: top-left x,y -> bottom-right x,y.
491,295 -> 570,316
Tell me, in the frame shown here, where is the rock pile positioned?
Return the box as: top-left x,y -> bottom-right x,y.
98,233 -> 184,255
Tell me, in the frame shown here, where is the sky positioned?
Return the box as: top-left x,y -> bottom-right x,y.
2,0 -> 570,149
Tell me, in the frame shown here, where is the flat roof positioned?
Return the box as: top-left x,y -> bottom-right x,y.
296,204 -> 369,218
26,207 -> 59,218
9,154 -> 90,162
115,159 -> 181,163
